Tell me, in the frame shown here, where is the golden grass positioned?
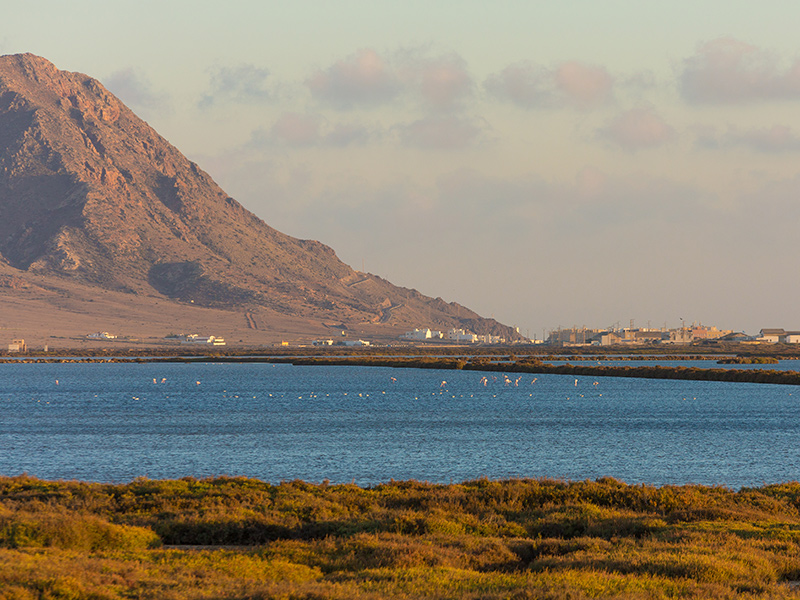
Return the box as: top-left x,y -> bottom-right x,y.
3,475 -> 800,599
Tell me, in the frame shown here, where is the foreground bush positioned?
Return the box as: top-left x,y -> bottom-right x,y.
2,475 -> 800,598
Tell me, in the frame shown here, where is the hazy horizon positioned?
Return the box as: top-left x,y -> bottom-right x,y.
4,2 -> 799,337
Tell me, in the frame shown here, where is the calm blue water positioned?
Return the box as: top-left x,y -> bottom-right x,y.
1,362 -> 799,488
548,359 -> 800,370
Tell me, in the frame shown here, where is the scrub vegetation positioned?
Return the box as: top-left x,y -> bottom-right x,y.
3,476 -> 800,599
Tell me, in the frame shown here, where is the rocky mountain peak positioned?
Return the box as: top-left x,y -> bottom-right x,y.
0,53 -> 520,341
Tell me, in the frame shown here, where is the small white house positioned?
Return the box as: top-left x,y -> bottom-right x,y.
758,329 -> 785,343
402,328 -> 432,340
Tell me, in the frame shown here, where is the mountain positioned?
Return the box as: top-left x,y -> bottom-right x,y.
0,53 -> 519,346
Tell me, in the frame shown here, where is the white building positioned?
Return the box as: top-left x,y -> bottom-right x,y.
180,334 -> 226,346
8,339 -> 26,353
402,328 -> 432,340
342,339 -> 370,346
446,328 -> 478,343
401,328 -> 443,341
757,329 -> 785,343
782,331 -> 800,344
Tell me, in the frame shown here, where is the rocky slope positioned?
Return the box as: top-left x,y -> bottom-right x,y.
0,53 -> 518,342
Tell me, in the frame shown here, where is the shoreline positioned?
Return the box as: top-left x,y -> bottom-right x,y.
6,353 -> 796,386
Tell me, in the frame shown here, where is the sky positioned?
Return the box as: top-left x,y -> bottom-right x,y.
4,1 -> 800,337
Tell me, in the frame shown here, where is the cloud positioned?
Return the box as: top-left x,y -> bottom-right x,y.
485,60 -> 613,109
405,53 -> 473,110
731,125 -> 800,152
554,61 -> 614,106
484,63 -> 554,108
266,112 -> 321,147
680,38 -> 800,104
199,63 -> 274,108
247,113 -> 375,148
103,68 -> 169,113
398,116 -> 484,149
306,47 -> 475,111
695,124 -> 800,153
324,123 -> 372,147
306,48 -> 401,109
598,107 -> 674,150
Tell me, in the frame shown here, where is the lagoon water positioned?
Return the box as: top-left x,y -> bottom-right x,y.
1,362 -> 799,488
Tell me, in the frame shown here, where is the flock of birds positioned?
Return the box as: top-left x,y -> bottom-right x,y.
39,372 -> 608,403
46,374 -> 606,391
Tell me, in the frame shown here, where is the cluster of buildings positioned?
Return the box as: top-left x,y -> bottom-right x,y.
174,334 -> 226,346
401,328 -> 505,344
546,324 -> 736,347
546,324 -> 800,346
312,339 -> 371,347
87,331 -> 117,340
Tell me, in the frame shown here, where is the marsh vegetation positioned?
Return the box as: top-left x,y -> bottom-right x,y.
3,476 -> 800,598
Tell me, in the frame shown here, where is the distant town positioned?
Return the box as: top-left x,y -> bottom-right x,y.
396,324 -> 800,347
540,325 -> 800,346
5,325 -> 800,353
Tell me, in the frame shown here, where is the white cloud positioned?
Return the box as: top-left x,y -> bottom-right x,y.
249,112 -> 321,147
485,60 -> 613,109
103,68 -> 170,113
198,63 -> 274,108
247,113 -> 377,148
598,107 -> 674,150
484,63 -> 555,108
554,61 -> 614,106
306,47 -> 475,112
403,52 -> 473,110
680,38 -> 800,104
306,48 -> 401,109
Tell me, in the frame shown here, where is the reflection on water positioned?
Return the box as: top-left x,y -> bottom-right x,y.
1,362 -> 798,487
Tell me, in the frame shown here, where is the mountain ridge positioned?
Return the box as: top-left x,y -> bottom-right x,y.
0,53 -> 520,345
